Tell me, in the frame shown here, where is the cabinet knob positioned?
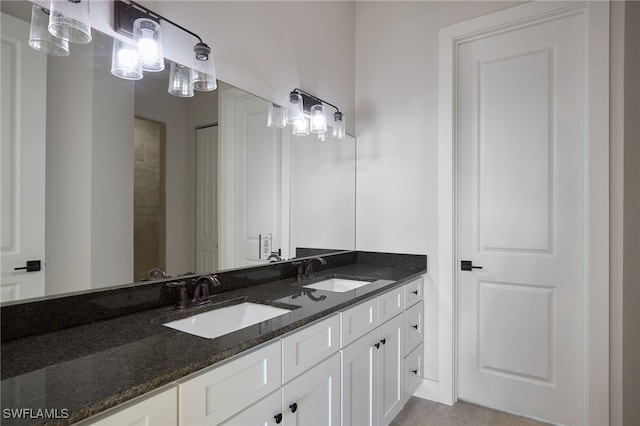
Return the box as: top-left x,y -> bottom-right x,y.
412,369 -> 419,375
412,290 -> 419,295
380,338 -> 386,345
274,413 -> 283,424
412,324 -> 419,330
290,402 -> 298,413
374,342 -> 380,349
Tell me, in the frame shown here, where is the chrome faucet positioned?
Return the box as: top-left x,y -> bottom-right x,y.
292,257 -> 328,284
147,267 -> 170,279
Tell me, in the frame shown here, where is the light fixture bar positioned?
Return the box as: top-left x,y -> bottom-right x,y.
113,0 -> 205,46
291,88 -> 342,116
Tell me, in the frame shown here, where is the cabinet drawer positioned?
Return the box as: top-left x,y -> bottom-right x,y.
282,314 -> 340,383
220,389 -> 282,426
178,341 -> 281,426
80,386 -> 177,426
340,298 -> 378,348
404,277 -> 424,308
378,286 -> 404,325
405,343 -> 423,399
404,300 -> 424,355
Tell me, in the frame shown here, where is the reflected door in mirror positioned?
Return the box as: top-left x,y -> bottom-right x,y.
1,13 -> 47,301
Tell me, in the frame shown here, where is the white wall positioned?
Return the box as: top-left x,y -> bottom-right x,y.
136,1 -> 356,135
46,35 -> 135,294
354,0 -> 519,382
289,134 -> 356,253
45,43 -> 94,295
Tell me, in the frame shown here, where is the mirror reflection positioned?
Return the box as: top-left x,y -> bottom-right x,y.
0,2 -> 356,303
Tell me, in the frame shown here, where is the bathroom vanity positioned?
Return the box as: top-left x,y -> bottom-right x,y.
0,251 -> 426,425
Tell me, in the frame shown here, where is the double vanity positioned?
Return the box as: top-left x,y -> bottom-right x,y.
0,251 -> 426,425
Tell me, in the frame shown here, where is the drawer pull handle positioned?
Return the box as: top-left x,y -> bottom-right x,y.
412,324 -> 419,330
412,369 -> 419,375
274,413 -> 283,424
412,290 -> 419,295
290,402 -> 298,413
374,342 -> 380,349
380,338 -> 386,345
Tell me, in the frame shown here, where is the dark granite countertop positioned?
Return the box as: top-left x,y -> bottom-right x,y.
1,253 -> 425,425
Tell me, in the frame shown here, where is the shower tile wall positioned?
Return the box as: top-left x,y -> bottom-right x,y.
134,118 -> 166,281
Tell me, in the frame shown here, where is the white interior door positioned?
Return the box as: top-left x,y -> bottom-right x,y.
196,125 -> 218,273
1,12 -> 47,302
219,87 -> 282,269
456,6 -> 589,425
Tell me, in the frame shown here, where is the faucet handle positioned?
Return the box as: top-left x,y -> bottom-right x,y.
166,281 -> 189,309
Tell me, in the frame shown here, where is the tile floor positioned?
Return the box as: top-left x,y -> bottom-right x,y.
391,397 -> 552,426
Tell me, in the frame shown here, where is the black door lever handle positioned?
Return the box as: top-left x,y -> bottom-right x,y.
461,260 -> 483,271
14,260 -> 41,272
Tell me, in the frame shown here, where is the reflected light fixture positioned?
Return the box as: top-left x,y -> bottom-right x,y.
267,104 -> 287,128
168,62 -> 194,97
48,0 -> 92,44
28,5 -> 70,56
112,0 -> 217,94
267,88 -> 345,140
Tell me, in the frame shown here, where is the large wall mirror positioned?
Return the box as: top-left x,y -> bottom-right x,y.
0,1 -> 356,303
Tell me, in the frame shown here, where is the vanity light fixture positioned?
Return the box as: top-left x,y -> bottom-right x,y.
309,104 -> 327,134
28,5 -> 70,56
112,0 -> 217,92
111,38 -> 142,80
267,104 -> 287,128
267,89 -> 345,140
132,17 -> 164,72
48,0 -> 92,45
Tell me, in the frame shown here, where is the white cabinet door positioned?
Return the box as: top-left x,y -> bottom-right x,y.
377,313 -> 404,426
81,386 -> 177,426
282,353 -> 341,426
341,329 -> 379,426
179,341 -> 281,425
405,343 -> 423,400
220,389 -> 283,426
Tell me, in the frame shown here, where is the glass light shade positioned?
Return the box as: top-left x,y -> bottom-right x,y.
287,92 -> 304,124
309,104 -> 327,134
111,39 -> 142,80
168,62 -> 194,97
332,112 -> 345,139
133,18 -> 164,72
192,45 -> 217,91
48,0 -> 92,45
192,68 -> 217,91
292,118 -> 309,136
267,104 -> 287,128
28,5 -> 69,56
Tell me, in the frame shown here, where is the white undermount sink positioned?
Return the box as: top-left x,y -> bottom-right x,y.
163,302 -> 291,339
303,277 -> 373,293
